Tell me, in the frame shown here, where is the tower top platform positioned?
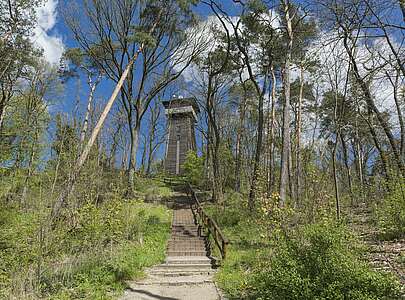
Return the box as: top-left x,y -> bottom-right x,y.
162,97 -> 200,114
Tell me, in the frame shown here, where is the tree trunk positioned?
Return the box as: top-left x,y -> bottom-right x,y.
78,74 -> 101,153
366,115 -> 391,182
268,67 -> 277,193
332,134 -> 340,220
288,142 -> 295,201
279,0 -> 293,205
234,129 -> 242,192
140,136 -> 147,173
388,72 -> 405,163
206,74 -> 223,203
234,82 -> 246,193
295,66 -> 304,204
22,135 -> 37,203
248,88 -> 265,211
353,114 -> 364,187
128,122 -> 140,191
108,123 -> 122,169
340,134 -> 353,203
212,140 -> 223,203
0,99 -> 6,134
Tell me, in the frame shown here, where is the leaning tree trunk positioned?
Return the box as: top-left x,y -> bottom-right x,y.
50,35 -> 150,220
343,33 -> 404,177
78,74 -> 101,154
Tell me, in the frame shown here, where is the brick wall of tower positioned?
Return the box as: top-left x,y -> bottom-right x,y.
164,113 -> 196,175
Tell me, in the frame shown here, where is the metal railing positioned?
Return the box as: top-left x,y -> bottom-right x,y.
186,183 -> 229,260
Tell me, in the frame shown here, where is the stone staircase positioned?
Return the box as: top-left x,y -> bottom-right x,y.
122,196 -> 221,299
144,208 -> 215,284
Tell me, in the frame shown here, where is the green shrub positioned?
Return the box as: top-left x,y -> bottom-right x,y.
183,151 -> 204,186
374,182 -> 405,240
218,221 -> 401,300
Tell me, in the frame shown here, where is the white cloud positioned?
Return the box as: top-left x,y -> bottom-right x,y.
307,31 -> 401,133
33,0 -> 64,65
177,10 -> 280,84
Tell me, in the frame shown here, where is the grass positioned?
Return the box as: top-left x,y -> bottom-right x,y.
0,186 -> 173,299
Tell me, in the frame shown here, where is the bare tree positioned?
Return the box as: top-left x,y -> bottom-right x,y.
64,0 -> 207,191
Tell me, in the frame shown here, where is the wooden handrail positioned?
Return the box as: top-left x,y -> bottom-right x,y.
186,183 -> 229,260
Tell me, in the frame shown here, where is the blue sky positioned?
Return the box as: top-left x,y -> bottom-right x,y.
34,0 -> 405,168
35,0 -> 241,168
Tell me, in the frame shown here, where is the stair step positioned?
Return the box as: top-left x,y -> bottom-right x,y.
172,228 -> 198,232
157,263 -> 212,270
171,233 -> 199,236
169,237 -> 205,241
168,249 -> 206,253
165,256 -> 211,265
167,244 -> 206,248
136,275 -> 214,286
167,248 -> 206,251
167,241 -> 206,245
168,251 -> 207,256
172,226 -> 198,229
167,245 -> 206,249
148,270 -> 216,277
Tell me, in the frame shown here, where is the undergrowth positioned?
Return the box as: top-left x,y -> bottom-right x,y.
205,192 -> 402,300
374,182 -> 405,240
0,177 -> 172,299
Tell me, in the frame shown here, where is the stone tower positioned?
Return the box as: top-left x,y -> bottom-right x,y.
163,97 -> 199,175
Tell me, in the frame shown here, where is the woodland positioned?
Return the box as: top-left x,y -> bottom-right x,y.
0,0 -> 404,299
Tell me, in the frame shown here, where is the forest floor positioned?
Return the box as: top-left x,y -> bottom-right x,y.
346,203 -> 405,286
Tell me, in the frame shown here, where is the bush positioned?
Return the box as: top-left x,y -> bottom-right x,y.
249,222 -> 400,299
216,221 -> 401,300
183,151 -> 205,186
374,182 -> 405,240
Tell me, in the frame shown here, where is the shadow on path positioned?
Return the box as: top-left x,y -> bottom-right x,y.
126,287 -> 180,300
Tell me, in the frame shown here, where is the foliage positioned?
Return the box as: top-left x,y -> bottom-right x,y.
0,187 -> 172,299
374,182 -> 405,240
205,195 -> 401,300
246,222 -> 401,300
183,151 -> 205,186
